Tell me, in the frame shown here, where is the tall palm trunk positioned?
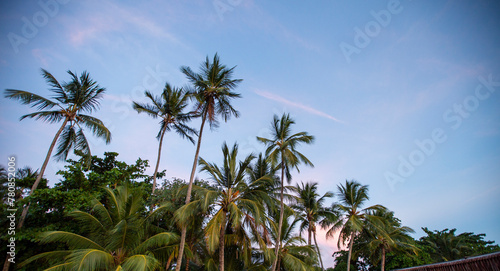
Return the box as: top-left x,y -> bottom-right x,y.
381,247 -> 386,271
313,230 -> 325,270
308,222 -> 312,245
347,232 -> 355,271
219,211 -> 227,271
3,119 -> 68,271
18,118 -> 68,229
271,158 -> 285,271
152,126 -> 167,194
176,111 -> 207,271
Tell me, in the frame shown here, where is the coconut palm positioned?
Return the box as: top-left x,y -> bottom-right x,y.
132,83 -> 197,194
364,209 -> 417,271
257,113 -> 315,271
4,69 -> 111,229
421,227 -> 472,262
176,53 -> 242,271
176,142 -> 271,271
293,181 -> 337,270
19,185 -> 179,270
265,208 -> 318,271
324,180 -> 385,271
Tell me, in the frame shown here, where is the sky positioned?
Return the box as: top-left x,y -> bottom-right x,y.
1,0 -> 500,268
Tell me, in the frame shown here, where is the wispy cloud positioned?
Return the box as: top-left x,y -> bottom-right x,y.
65,1 -> 179,47
254,89 -> 344,123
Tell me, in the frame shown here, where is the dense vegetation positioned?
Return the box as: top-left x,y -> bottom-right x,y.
2,55 -> 498,271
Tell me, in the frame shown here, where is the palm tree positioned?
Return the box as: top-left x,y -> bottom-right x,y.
265,208 -> 318,271
421,228 -> 471,262
4,69 -> 111,229
293,181 -> 337,270
132,83 -> 197,194
257,113 -> 315,271
19,185 -> 179,270
324,180 -> 385,271
364,210 -> 416,271
176,142 -> 271,271
176,53 -> 242,271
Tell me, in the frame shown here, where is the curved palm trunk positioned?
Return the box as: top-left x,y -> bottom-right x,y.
308,223 -> 312,246
3,119 -> 68,271
176,111 -> 207,271
347,232 -> 355,271
271,159 -> 285,271
313,230 -> 325,270
381,247 -> 385,271
152,126 -> 167,194
219,211 -> 227,271
18,118 -> 68,229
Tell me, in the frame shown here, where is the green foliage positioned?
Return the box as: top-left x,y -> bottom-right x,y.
20,185 -> 178,270
420,227 -> 500,262
0,152 -> 153,270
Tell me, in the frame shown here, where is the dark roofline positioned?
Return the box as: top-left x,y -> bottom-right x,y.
392,251 -> 500,271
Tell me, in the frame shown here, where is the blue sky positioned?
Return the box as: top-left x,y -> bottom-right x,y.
1,0 -> 500,267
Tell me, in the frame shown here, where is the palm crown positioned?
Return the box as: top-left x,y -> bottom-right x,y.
325,180 -> 386,271
257,113 -> 314,182
133,83 -> 197,193
181,53 -> 242,128
6,69 -> 111,160
294,181 -> 337,270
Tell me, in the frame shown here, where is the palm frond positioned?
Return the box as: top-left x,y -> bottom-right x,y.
121,255 -> 161,271
40,231 -> 106,250
5,89 -> 59,110
66,249 -> 114,271
54,124 -> 76,161
77,114 -> 112,143
135,232 -> 179,254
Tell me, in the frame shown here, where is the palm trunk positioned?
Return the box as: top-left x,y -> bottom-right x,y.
175,111 -> 207,271
152,126 -> 167,195
381,247 -> 385,271
308,223 -> 312,246
313,230 -> 325,270
3,119 -> 68,271
18,118 -> 68,229
271,159 -> 285,271
219,211 -> 227,271
347,232 -> 355,271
